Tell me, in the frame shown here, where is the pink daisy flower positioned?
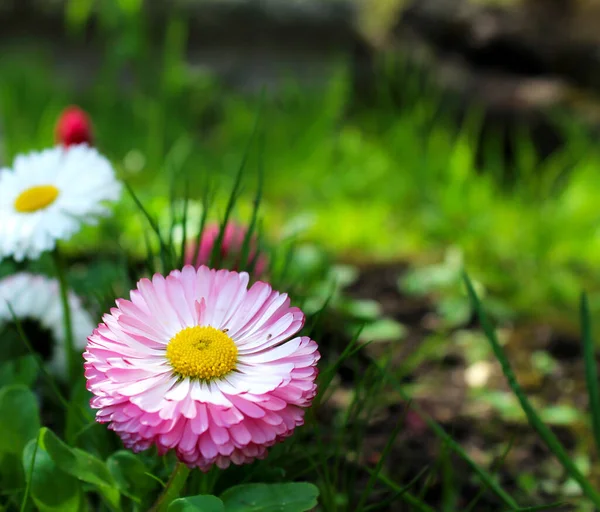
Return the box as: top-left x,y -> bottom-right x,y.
84,266 -> 319,471
184,222 -> 268,276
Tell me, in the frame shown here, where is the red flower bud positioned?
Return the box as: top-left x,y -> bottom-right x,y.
55,106 -> 93,147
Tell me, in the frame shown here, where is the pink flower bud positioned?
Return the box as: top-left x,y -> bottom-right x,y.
55,106 -> 93,147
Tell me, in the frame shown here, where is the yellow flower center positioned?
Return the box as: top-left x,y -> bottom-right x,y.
166,325 -> 238,380
14,185 -> 59,213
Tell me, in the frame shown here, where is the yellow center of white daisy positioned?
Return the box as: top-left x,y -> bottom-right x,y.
14,185 -> 59,213
166,325 -> 238,380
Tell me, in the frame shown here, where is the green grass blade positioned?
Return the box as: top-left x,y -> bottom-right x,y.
142,225 -> 157,275
179,176 -> 190,269
376,363 -> 520,509
362,469 -> 436,512
125,181 -> 171,272
363,466 -> 430,512
20,430 -> 40,512
356,414 -> 406,510
464,273 -> 600,507
581,292 -> 600,456
6,303 -> 97,454
210,90 -> 265,268
191,178 -> 213,268
464,437 -> 515,512
6,304 -> 79,418
239,130 -> 265,272
509,503 -> 569,512
274,239 -> 297,287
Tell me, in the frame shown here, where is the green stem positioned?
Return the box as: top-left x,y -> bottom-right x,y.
149,462 -> 191,512
52,247 -> 75,383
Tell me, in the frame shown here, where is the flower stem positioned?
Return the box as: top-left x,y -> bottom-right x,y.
149,462 -> 191,512
52,247 -> 75,383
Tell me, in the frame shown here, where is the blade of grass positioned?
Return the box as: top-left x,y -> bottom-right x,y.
463,437 -> 515,512
20,430 -> 40,512
376,362 -> 520,509
341,363 -> 389,505
312,327 -> 363,410
167,161 -> 178,255
581,292 -> 600,457
367,469 -> 436,512
210,89 -> 265,268
363,466 -> 432,512
464,273 -> 600,507
165,136 -> 193,259
356,410 -> 406,510
178,176 -> 190,269
508,504 -> 569,512
52,247 -> 76,383
191,178 -> 214,267
125,182 -> 171,272
239,129 -> 265,271
275,239 -> 296,286
6,303 -> 92,425
142,225 -> 157,275
7,304 -> 105,456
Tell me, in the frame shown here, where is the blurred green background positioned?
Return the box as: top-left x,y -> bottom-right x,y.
3,0 -> 600,326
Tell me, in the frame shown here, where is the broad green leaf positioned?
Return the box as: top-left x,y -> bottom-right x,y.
0,385 -> 40,455
0,453 -> 25,499
540,405 -> 583,426
117,0 -> 143,15
329,264 -> 359,287
343,299 -> 382,321
0,355 -> 39,388
220,483 -> 319,512
107,450 -> 158,501
22,438 -> 83,512
359,318 -> 406,343
39,427 -> 120,508
65,0 -> 93,31
437,296 -> 471,328
168,495 -> 225,512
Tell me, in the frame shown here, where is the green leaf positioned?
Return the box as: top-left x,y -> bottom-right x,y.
0,385 -> 40,456
358,318 -> 406,343
343,299 -> 382,321
329,264 -> 359,287
0,453 -> 25,502
22,438 -> 83,512
437,296 -> 471,328
65,0 -> 94,33
116,0 -> 143,15
38,427 -> 120,509
220,483 -> 319,512
107,450 -> 158,501
168,495 -> 225,512
0,355 -> 39,388
540,405 -> 583,426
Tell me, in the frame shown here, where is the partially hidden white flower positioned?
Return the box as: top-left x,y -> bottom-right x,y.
0,272 -> 95,376
0,145 -> 121,261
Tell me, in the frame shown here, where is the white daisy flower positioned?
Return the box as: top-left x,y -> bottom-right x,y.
0,145 -> 121,261
0,272 -> 95,377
